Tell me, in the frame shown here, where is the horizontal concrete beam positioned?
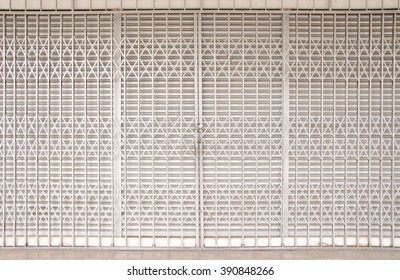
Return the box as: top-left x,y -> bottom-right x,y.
1,0 -> 399,11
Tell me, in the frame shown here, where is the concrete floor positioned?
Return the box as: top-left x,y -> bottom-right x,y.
0,248 -> 399,259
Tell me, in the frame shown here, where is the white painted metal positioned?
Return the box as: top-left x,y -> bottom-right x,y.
120,13 -> 198,247
282,13 -> 290,243
0,11 -> 399,248
201,13 -> 284,247
2,0 -> 400,11
113,13 -> 122,239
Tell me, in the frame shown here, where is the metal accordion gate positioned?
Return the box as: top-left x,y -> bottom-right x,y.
0,10 -> 399,248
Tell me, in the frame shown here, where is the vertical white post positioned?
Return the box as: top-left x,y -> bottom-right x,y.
123,13 -> 127,247
281,13 -> 290,243
333,13 -> 337,246
137,14 -> 141,247
198,12 -> 204,249
392,14 -> 396,248
294,13 -> 298,247
179,13 -> 183,247
344,13 -> 348,246
97,14 -> 101,247
113,14 -> 122,237
151,14 -> 155,247
194,12 -> 203,248
368,13 -> 372,247
84,14 -> 88,246
2,15 -> 6,247
47,14 -> 51,247
13,14 -> 16,247
35,14 -> 39,247
241,13 -> 245,247
166,15 -> 169,247
380,14 -> 384,247
213,13 -> 218,247
357,13 -> 360,247
194,12 -> 199,248
307,14 -> 311,247
228,7 -> 231,251
320,13 -> 324,246
0,17 -> 4,243
24,14 -> 28,246
72,14 -> 75,247
268,14 -> 272,246
255,13 -> 259,246
59,14 -> 63,246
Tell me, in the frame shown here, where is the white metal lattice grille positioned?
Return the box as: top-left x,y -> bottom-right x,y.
1,14 -> 115,246
0,11 -> 399,248
287,13 -> 400,247
201,13 -> 283,247
120,14 -> 198,247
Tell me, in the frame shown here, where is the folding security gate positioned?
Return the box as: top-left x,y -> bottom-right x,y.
0,11 -> 399,248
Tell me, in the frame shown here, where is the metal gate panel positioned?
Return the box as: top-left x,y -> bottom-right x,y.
288,13 -> 400,247
0,11 -> 400,248
121,14 -> 198,247
0,14 -> 115,246
200,13 -> 283,247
